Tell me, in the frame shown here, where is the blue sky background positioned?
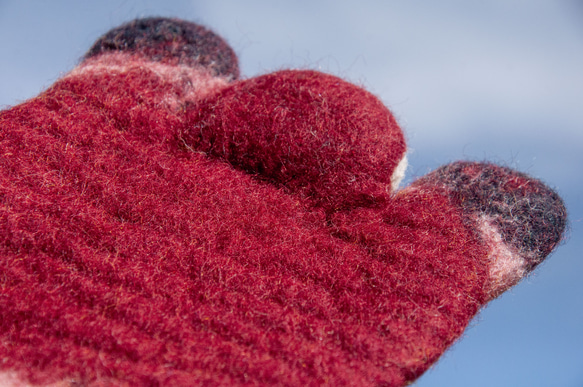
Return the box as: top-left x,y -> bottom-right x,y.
1,1 -> 582,386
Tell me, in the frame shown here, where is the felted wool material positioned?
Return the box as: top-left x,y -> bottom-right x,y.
181,69 -> 406,211
85,17 -> 240,79
0,18 -> 567,387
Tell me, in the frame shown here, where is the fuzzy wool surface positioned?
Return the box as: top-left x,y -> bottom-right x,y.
0,18 -> 567,387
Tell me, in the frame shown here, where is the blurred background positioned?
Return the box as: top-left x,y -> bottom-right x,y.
0,1 -> 581,385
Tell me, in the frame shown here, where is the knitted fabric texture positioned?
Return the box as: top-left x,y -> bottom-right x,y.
181,69 -> 406,211
85,17 -> 240,79
0,18 -> 567,387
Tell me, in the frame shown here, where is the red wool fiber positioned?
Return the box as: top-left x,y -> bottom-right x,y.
0,18 -> 566,387
182,70 -> 406,211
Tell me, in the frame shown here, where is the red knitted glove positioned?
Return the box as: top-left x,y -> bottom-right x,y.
0,18 -> 566,386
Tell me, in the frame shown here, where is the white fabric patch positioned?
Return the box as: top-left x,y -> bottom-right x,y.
477,215 -> 528,300
390,154 -> 408,192
0,371 -> 85,387
67,52 -> 229,108
0,371 -> 22,387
